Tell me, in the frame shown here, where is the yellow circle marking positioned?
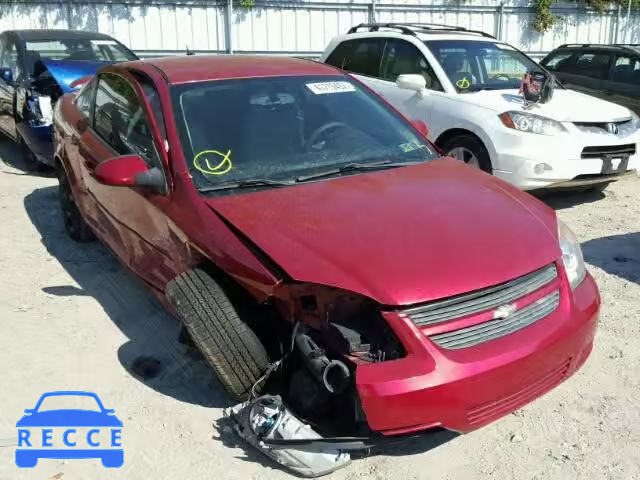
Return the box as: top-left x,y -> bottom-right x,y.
193,149 -> 233,175
456,77 -> 471,89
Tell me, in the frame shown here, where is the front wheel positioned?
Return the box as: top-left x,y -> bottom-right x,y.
166,269 -> 270,401
441,134 -> 492,173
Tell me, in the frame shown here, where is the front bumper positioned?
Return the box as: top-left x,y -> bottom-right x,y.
355,272 -> 600,435
489,125 -> 640,190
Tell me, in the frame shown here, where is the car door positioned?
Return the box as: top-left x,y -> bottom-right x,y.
0,34 -> 19,139
370,39 -> 443,128
78,71 -> 186,289
555,50 -> 613,100
602,54 -> 640,115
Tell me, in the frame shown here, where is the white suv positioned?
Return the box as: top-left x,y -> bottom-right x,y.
320,23 -> 640,190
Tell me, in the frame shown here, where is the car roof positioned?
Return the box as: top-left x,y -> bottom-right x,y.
6,29 -> 116,42
129,55 -> 342,85
551,43 -> 640,54
345,23 -> 496,41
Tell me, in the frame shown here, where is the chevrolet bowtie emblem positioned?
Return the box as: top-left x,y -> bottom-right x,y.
493,303 -> 517,320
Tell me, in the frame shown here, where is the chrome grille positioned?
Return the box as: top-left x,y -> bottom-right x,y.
429,290 -> 560,350
404,264 -> 557,327
573,119 -> 635,136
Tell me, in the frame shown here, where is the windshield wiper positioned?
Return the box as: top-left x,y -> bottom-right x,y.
198,178 -> 295,193
295,160 -> 419,183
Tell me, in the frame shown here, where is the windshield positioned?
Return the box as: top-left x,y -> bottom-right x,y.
25,38 -> 137,65
425,40 -> 540,92
172,75 -> 439,191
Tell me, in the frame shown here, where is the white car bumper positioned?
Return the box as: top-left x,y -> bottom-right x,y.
490,125 -> 640,190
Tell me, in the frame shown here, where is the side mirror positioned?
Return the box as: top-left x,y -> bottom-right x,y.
94,154 -> 165,191
23,409 -> 34,414
411,120 -> 429,138
0,67 -> 13,85
396,74 -> 426,93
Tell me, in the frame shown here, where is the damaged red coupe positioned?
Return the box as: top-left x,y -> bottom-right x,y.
52,55 -> 600,437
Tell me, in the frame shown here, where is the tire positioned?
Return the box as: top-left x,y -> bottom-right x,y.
166,269 -> 270,401
17,132 -> 45,172
57,164 -> 95,242
441,134 -> 492,173
585,181 -> 612,194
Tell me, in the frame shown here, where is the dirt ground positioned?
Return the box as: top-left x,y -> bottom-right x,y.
0,141 -> 639,480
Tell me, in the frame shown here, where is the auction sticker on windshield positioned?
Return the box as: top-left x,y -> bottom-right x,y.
306,82 -> 356,95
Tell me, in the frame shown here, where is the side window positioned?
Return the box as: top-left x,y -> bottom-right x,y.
541,51 -> 574,71
75,80 -> 95,118
93,73 -> 158,166
1,38 -> 19,79
380,39 -> 443,91
325,39 -> 384,77
566,51 -> 612,79
611,55 -> 640,84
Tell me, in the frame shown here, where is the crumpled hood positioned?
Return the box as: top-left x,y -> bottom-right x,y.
461,88 -> 632,122
40,59 -> 110,93
205,159 -> 560,306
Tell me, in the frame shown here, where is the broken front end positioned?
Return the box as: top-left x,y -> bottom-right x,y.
267,265 -> 598,437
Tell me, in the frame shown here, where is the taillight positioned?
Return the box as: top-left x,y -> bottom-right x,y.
69,75 -> 93,90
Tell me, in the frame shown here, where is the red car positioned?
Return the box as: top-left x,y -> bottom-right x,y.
52,55 -> 600,436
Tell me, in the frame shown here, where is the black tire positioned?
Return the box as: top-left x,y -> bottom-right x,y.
17,132 -> 45,172
57,165 -> 95,242
440,134 -> 492,173
166,269 -> 270,401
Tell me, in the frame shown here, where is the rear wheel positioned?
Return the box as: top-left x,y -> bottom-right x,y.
166,269 -> 270,401
441,134 -> 492,173
57,165 -> 95,242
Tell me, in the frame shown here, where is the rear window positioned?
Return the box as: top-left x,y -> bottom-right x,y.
325,39 -> 385,77
25,38 -> 136,63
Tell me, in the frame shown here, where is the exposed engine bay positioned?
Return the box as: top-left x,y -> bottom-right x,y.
222,283 -> 410,476
19,60 -> 67,127
262,284 -> 406,436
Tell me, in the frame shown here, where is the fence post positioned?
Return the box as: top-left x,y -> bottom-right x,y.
368,0 -> 376,23
614,4 -> 621,44
225,0 -> 234,54
496,2 -> 504,41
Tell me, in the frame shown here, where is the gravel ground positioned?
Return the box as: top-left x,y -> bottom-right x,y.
0,141 -> 639,480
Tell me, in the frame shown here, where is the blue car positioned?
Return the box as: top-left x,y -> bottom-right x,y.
16,391 -> 123,468
0,29 -> 138,170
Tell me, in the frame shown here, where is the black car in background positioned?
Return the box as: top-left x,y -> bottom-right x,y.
540,44 -> 640,115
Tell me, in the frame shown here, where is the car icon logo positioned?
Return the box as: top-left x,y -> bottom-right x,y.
15,391 -> 123,468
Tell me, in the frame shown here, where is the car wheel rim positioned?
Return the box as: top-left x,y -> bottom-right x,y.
448,147 -> 480,168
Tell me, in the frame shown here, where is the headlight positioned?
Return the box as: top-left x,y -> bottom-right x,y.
499,111 -> 567,135
558,220 -> 586,290
630,111 -> 640,130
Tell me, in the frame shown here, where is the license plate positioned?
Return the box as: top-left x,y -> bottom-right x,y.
601,156 -> 628,174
